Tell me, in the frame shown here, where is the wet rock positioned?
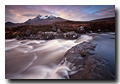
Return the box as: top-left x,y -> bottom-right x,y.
67,34 -> 78,39
61,42 -> 114,79
16,35 -> 20,40
46,33 -> 55,40
16,30 -> 80,40
63,31 -> 79,39
88,30 -> 92,33
80,50 -> 87,57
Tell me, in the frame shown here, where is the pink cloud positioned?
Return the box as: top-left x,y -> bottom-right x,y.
95,6 -> 114,14
5,5 -> 115,22
98,8 -> 115,16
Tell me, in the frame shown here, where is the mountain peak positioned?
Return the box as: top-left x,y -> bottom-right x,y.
45,15 -> 48,17
32,14 -> 57,20
24,14 -> 65,25
34,14 -> 42,19
47,15 -> 57,20
37,14 -> 42,17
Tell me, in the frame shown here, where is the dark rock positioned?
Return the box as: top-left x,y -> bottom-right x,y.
16,35 -> 20,40
63,31 -> 79,39
46,33 -> 55,40
16,30 -> 80,40
38,31 -> 43,36
80,50 -> 87,57
67,34 -> 76,39
26,30 -> 32,36
96,29 -> 101,33
76,26 -> 85,33
57,29 -> 62,33
88,30 -> 92,33
52,26 -> 57,32
61,42 -> 114,79
104,29 -> 109,32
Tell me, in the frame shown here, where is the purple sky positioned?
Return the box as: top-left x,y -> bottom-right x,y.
5,5 -> 115,23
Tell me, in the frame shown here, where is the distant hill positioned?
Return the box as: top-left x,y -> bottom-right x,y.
90,17 -> 115,22
5,22 -> 16,27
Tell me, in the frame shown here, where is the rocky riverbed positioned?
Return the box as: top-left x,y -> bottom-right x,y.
61,41 -> 114,79
16,26 -> 85,40
5,32 -> 115,79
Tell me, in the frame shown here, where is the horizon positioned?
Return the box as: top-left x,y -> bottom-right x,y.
5,5 -> 115,23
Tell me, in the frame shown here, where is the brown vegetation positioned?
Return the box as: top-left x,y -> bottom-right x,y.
5,20 -> 115,39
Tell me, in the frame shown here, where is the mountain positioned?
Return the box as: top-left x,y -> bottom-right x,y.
5,15 -> 115,28
24,14 -> 66,25
5,14 -> 67,27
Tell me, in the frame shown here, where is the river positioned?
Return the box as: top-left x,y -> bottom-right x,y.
5,32 -> 115,79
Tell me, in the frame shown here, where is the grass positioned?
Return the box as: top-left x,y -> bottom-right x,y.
5,21 -> 115,39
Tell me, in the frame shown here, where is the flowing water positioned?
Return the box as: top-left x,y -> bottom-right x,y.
5,33 -> 115,79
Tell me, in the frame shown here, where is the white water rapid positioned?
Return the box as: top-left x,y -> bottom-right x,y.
5,35 -> 93,79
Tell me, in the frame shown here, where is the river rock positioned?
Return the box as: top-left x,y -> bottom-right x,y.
16,35 -> 20,40
16,30 -> 80,40
45,33 -> 55,40
61,41 -> 114,79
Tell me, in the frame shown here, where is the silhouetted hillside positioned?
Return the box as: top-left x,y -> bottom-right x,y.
90,17 -> 115,22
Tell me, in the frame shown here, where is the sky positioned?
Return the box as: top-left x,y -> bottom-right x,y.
5,5 -> 115,23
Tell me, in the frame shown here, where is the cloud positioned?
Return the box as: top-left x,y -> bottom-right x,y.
94,6 -> 115,14
78,5 -> 115,21
5,5 -> 115,22
22,14 -> 36,17
98,8 -> 115,17
5,16 -> 14,22
38,10 -> 53,15
22,10 -> 53,18
55,6 -> 85,21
